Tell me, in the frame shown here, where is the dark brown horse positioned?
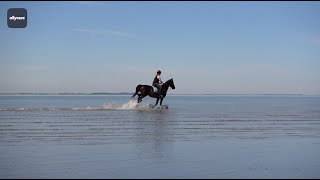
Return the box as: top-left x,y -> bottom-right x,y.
131,78 -> 175,107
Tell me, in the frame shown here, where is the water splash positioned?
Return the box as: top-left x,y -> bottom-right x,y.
103,99 -> 150,110
119,99 -> 140,109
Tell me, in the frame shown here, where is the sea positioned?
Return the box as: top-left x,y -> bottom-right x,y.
0,95 -> 320,178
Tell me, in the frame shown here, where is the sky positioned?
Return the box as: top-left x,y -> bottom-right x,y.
0,1 -> 320,94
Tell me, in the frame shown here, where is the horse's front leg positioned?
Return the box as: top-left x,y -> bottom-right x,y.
153,98 -> 159,108
160,98 -> 164,106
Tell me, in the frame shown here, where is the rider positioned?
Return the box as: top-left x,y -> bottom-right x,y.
153,70 -> 163,98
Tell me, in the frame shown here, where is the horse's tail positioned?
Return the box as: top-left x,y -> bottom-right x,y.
131,84 -> 142,98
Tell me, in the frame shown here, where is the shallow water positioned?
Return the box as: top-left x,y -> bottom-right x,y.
0,95 -> 320,178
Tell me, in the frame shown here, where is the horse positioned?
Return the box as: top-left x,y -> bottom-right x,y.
131,78 -> 175,107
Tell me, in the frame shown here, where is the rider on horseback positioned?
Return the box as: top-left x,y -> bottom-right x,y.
153,70 -> 163,98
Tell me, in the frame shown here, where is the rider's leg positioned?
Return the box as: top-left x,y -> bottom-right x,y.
159,86 -> 163,98
154,83 -> 162,98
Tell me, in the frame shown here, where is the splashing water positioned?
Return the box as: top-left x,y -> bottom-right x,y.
103,99 -> 141,110
119,99 -> 140,109
101,99 -> 161,110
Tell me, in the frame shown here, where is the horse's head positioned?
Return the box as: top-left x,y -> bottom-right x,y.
169,78 -> 175,89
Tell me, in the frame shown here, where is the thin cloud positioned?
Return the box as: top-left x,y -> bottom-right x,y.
73,28 -> 135,38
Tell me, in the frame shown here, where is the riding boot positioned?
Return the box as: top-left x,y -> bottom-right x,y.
159,86 -> 163,98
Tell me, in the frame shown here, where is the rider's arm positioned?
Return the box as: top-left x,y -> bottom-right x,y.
157,75 -> 163,84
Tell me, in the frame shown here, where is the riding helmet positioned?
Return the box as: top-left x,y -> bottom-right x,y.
157,70 -> 161,74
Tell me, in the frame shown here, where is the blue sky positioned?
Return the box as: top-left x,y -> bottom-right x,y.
0,1 -> 320,94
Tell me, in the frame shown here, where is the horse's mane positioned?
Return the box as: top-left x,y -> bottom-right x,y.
163,78 -> 173,87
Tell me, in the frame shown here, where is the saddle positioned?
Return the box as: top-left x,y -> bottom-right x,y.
153,86 -> 159,94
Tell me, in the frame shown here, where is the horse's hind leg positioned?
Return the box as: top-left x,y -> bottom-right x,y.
138,95 -> 144,103
138,94 -> 148,103
132,85 -> 142,99
154,98 -> 159,108
131,92 -> 137,99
